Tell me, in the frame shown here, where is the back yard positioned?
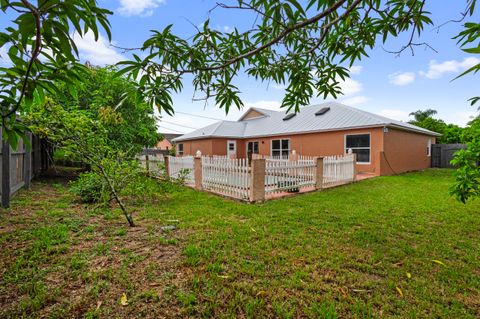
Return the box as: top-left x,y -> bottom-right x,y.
0,169 -> 479,318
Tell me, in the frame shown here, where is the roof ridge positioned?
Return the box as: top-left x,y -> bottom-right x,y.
332,102 -> 387,123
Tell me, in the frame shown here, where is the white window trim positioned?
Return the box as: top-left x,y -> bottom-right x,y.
177,143 -> 184,156
344,133 -> 371,165
271,138 -> 291,159
227,140 -> 236,156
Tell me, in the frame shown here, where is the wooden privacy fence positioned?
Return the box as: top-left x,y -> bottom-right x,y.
164,154 -> 356,202
1,130 -> 52,208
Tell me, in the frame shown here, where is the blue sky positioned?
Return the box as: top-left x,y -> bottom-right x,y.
1,0 -> 479,133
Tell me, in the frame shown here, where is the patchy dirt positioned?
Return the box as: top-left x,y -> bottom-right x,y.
0,180 -> 190,319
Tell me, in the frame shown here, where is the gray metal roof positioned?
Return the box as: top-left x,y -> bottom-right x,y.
173,102 -> 440,142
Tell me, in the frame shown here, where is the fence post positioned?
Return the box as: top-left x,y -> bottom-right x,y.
194,156 -> 203,190
315,157 -> 324,190
2,139 -> 11,208
249,158 -> 265,202
24,132 -> 32,189
164,156 -> 170,178
145,153 -> 150,176
352,153 -> 357,182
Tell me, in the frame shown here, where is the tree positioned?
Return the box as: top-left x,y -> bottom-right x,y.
408,109 -> 464,144
26,98 -> 139,226
409,109 -> 438,123
42,66 -> 161,156
0,0 -> 112,147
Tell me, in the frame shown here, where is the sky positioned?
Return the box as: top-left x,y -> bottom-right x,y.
1,0 -> 479,134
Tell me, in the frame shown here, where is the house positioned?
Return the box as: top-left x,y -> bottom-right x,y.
156,133 -> 182,152
172,102 -> 440,175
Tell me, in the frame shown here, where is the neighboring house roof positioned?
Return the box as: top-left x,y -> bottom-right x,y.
173,102 -> 440,142
161,133 -> 182,143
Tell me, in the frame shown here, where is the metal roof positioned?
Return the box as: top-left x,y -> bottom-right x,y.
173,102 -> 440,142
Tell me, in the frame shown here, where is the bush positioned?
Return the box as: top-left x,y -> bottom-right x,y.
70,172 -> 105,203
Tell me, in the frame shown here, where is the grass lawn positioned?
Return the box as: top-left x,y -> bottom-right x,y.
0,169 -> 479,318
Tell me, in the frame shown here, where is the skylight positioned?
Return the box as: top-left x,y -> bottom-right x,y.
283,113 -> 296,121
315,107 -> 330,116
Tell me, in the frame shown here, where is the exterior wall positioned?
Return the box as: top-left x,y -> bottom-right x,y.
176,127 -> 435,175
381,128 -> 434,175
156,139 -> 173,150
243,128 -> 384,174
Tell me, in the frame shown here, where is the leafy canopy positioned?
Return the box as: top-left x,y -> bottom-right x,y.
0,0 -> 112,147
37,66 -> 161,156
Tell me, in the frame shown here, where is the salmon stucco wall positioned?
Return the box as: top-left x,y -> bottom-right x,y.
242,128 -> 384,174
176,127 -> 435,175
179,138 -> 231,156
381,128 -> 434,175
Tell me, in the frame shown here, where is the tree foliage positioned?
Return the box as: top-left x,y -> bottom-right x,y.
117,0 -> 443,114
0,0 -> 112,147
25,98 -> 139,226
408,109 -> 465,144
41,66 -> 161,156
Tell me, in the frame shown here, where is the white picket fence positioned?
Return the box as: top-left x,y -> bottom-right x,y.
138,155 -> 165,176
202,157 -> 250,200
163,153 -> 356,201
264,157 -> 317,195
323,154 -> 356,188
168,156 -> 194,184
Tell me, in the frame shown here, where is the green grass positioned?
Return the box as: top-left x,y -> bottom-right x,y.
1,169 -> 479,318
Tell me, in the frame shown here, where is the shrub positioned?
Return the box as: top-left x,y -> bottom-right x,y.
69,172 -> 105,203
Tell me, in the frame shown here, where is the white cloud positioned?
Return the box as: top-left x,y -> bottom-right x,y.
243,100 -> 282,111
117,0 -> 166,17
339,77 -> 363,96
419,57 -> 480,79
376,109 -> 410,122
72,31 -> 124,65
388,72 -> 415,86
341,95 -> 368,106
349,65 -> 363,75
447,111 -> 478,127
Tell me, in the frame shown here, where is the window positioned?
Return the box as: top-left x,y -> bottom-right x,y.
247,141 -> 259,154
271,139 -> 290,159
177,143 -> 184,156
427,139 -> 432,157
345,134 -> 370,164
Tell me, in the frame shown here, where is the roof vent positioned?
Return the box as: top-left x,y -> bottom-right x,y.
283,113 -> 296,121
315,107 -> 330,116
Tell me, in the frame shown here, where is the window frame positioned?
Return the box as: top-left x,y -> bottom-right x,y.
344,133 -> 371,165
427,138 -> 432,157
270,138 -> 290,159
177,143 -> 184,156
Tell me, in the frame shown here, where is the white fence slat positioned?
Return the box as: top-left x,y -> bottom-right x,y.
168,156 -> 194,184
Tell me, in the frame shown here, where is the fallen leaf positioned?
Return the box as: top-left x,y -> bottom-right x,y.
256,290 -> 266,297
339,287 -> 348,298
217,275 -> 230,279
432,259 -> 446,267
406,272 -> 411,279
96,301 -> 102,310
250,227 -> 256,232
120,293 -> 128,306
396,287 -> 404,298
